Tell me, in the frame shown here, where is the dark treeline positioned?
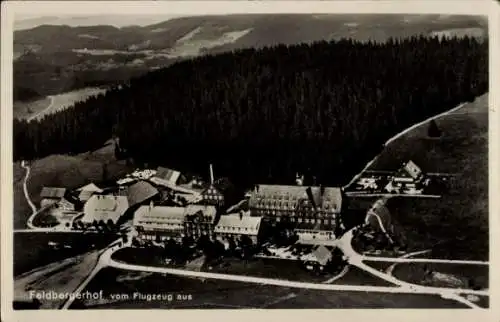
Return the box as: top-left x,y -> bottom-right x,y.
14,36 -> 488,188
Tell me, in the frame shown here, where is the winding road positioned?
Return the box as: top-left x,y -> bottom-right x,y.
58,226 -> 488,309
21,161 -> 37,229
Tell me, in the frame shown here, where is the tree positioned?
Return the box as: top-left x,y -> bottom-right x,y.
427,120 -> 442,138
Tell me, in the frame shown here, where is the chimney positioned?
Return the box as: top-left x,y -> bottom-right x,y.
239,210 -> 243,220
209,164 -> 214,185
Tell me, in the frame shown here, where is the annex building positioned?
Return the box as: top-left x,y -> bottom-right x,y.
81,195 -> 129,228
134,205 -> 187,242
214,213 -> 263,245
39,187 -> 67,208
385,160 -> 427,193
133,203 -> 218,242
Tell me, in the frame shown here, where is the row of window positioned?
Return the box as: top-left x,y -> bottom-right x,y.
253,209 -> 338,216
275,217 -> 336,225
203,195 -> 224,201
254,211 -> 337,219
215,226 -> 254,232
217,232 -> 256,240
289,217 -> 336,224
252,194 -> 336,202
186,223 -> 212,228
141,217 -> 184,223
205,188 -> 220,194
138,221 -> 183,227
253,201 -> 337,211
139,234 -> 178,241
138,221 -> 214,229
296,230 -> 334,236
185,215 -> 214,222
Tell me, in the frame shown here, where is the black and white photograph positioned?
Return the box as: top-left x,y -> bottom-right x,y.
1,0 -> 497,316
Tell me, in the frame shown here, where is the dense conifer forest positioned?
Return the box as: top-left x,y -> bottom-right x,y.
14,36 -> 488,187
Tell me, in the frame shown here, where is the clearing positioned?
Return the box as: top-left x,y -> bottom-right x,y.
13,97 -> 51,120
14,87 -> 107,121
367,94 -> 488,260
14,141 -> 133,229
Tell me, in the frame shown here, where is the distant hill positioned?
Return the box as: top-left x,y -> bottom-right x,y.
15,14 -> 487,54
13,14 -> 487,98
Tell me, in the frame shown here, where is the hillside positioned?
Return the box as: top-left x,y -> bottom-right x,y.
13,36 -> 488,190
370,94 -> 489,260
13,14 -> 487,99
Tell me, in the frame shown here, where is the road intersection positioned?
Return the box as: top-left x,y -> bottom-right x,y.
59,227 -> 488,309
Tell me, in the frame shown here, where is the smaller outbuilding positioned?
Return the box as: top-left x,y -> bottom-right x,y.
40,187 -> 67,208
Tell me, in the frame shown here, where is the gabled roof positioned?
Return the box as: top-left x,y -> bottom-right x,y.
249,185 -> 342,212
77,183 -> 102,202
126,181 -> 159,207
404,160 -> 423,179
77,183 -> 103,192
214,215 -> 262,236
82,195 -> 129,224
78,190 -> 97,202
40,187 -> 66,199
156,166 -> 181,184
311,245 -> 332,266
395,160 -> 423,179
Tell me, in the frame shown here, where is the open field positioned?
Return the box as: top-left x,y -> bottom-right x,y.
367,94 -> 489,260
14,87 -> 107,121
204,257 -> 336,283
14,231 -> 116,276
14,250 -> 101,309
74,267 -> 467,309
330,266 -> 394,286
392,262 -> 488,289
112,247 -> 340,283
13,142 -> 133,229
13,97 -> 51,119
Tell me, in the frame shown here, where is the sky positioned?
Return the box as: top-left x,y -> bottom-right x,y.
14,14 -> 183,30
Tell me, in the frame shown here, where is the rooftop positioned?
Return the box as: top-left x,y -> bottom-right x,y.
82,195 -> 129,224
215,214 -> 262,235
133,205 -> 187,227
40,187 -> 66,199
249,185 -> 342,212
156,166 -> 181,184
126,181 -> 159,207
